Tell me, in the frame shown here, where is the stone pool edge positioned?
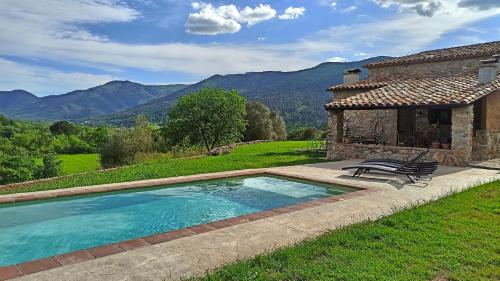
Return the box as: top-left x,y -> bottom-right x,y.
0,169 -> 378,280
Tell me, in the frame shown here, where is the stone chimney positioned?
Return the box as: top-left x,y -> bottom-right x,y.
343,68 -> 361,85
478,58 -> 498,85
493,54 -> 500,72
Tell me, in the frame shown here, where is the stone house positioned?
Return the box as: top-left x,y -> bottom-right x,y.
325,41 -> 500,166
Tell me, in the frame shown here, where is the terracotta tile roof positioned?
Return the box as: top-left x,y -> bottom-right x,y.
325,72 -> 500,110
365,41 -> 500,68
328,82 -> 388,91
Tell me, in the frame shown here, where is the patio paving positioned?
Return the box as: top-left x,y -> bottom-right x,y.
470,158 -> 500,170
8,160 -> 500,281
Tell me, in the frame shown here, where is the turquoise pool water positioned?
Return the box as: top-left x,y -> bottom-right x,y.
0,175 -> 354,267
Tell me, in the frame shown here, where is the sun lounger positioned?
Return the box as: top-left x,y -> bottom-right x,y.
342,159 -> 438,184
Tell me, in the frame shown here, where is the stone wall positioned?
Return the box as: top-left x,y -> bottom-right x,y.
451,105 -> 474,165
367,57 -> 486,81
326,111 -> 343,160
332,89 -> 398,146
344,109 -> 398,146
330,144 -> 466,166
472,131 -> 500,161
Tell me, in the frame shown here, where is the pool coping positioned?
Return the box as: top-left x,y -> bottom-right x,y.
0,169 -> 378,281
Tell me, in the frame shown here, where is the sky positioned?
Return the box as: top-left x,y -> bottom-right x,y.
0,0 -> 499,96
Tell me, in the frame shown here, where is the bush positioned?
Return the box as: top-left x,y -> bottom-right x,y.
100,116 -> 154,168
288,127 -> 324,140
0,150 -> 38,184
35,154 -> 62,179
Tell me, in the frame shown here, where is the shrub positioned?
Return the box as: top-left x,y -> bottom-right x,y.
100,116 -> 154,168
0,150 -> 37,184
288,127 -> 324,140
35,154 -> 62,179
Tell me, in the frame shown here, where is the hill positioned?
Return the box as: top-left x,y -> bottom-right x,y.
0,81 -> 188,121
95,57 -> 389,127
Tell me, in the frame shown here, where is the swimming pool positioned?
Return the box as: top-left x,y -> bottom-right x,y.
0,175 -> 355,267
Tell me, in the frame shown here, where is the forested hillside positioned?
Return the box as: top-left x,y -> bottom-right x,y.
96,57 -> 388,127
0,82 -> 187,121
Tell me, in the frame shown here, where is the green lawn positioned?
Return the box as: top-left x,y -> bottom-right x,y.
1,141 -> 325,195
194,181 -> 500,281
58,154 -> 101,175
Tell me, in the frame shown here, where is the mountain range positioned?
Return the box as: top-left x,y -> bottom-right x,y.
0,56 -> 388,128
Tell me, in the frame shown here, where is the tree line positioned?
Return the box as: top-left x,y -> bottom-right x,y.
0,88 -> 292,184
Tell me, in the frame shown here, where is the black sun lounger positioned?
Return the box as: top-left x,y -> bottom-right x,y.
342,149 -> 438,184
361,148 -> 430,167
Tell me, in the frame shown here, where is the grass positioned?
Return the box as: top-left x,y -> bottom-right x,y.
0,141 -> 325,195
58,154 -> 101,175
194,181 -> 500,281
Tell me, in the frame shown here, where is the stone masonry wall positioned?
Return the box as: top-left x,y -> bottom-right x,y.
333,144 -> 464,166
344,109 -> 398,146
367,57 -> 486,81
332,90 -> 398,146
451,105 -> 474,166
472,131 -> 500,161
326,111 -> 342,160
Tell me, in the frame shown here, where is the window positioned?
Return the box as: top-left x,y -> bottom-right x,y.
428,108 -> 451,125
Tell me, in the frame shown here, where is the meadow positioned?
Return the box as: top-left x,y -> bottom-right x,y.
0,141 -> 325,195
58,154 -> 101,175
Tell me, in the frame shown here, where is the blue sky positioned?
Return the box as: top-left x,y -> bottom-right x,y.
0,0 -> 499,96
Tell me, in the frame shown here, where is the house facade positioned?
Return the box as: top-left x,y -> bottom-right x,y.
325,41 -> 500,166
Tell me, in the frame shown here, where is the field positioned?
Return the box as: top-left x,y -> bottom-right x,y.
1,141 -> 325,195
194,181 -> 500,281
58,154 -> 101,175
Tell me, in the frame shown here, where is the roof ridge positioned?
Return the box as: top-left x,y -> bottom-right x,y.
365,41 -> 500,68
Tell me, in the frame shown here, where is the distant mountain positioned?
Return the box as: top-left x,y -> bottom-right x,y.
0,81 -> 188,121
96,57 -> 389,127
0,90 -> 39,113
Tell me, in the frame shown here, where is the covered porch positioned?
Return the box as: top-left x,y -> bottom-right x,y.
326,104 -> 474,166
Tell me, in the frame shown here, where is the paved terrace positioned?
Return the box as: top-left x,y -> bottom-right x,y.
2,160 -> 499,281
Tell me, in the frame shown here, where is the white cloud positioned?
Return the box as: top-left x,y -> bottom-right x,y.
354,52 -> 370,57
373,0 -> 444,17
1,0 -> 500,94
279,7 -> 306,20
186,3 -> 275,35
327,56 -> 348,62
0,58 -> 117,96
186,3 -> 241,35
240,4 -> 276,26
319,0 -> 338,9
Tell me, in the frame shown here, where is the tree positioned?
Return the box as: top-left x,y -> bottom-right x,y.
164,88 -> 246,151
244,101 -> 274,141
270,111 -> 287,140
49,121 -> 76,136
0,149 -> 37,184
100,115 -> 154,168
244,101 -> 287,141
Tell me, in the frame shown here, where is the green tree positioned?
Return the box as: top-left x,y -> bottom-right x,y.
0,149 -> 37,184
49,121 -> 76,136
164,88 -> 246,151
244,101 -> 274,141
270,111 -> 287,140
244,101 -> 287,141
